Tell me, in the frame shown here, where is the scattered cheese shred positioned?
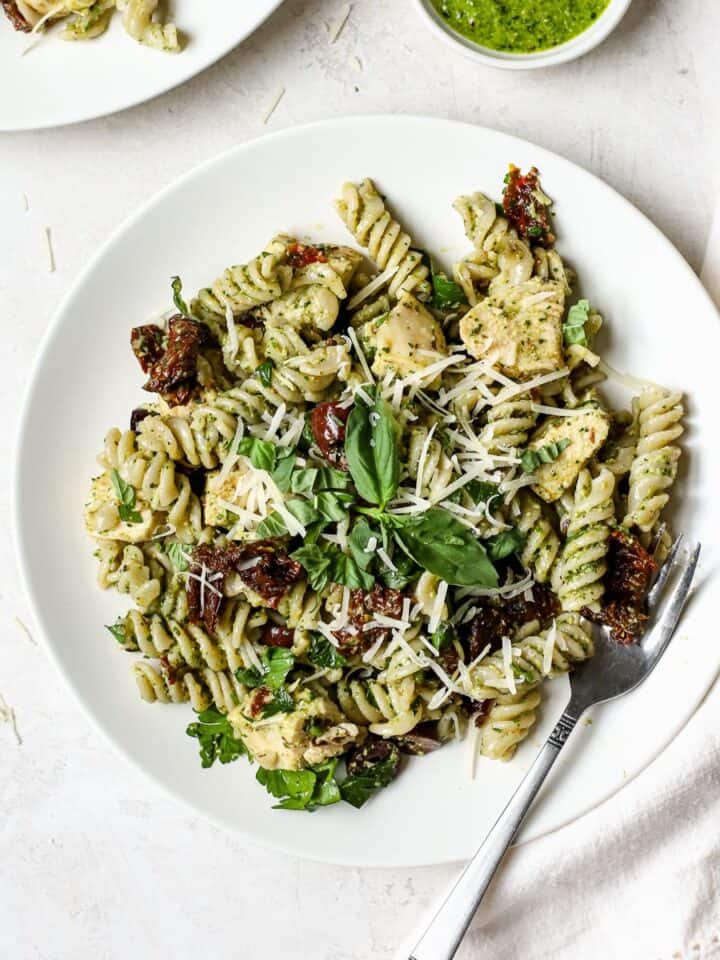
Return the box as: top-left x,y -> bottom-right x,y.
346,263 -> 399,311
329,3 -> 351,43
543,619 -> 558,675
502,635 -> 516,696
0,692 -> 22,746
262,86 -> 285,125
428,580 -> 448,634
13,617 -> 36,646
45,226 -> 56,273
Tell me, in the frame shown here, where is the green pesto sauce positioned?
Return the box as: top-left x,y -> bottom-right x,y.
430,0 -> 611,53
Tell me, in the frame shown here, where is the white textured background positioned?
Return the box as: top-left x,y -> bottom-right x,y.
1,2 -> 719,958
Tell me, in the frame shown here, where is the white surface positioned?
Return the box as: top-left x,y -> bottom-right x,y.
415,0 -> 633,69
15,114 -> 720,868
0,0 -> 284,130
1,0 -> 719,955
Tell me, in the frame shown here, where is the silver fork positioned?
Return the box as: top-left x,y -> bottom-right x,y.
409,537 -> 701,960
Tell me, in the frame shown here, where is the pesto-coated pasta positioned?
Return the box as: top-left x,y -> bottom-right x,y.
85,167 -> 685,812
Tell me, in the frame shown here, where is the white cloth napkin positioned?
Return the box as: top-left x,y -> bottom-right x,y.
399,211 -> 720,960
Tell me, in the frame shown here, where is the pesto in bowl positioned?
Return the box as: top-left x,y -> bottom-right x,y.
429,0 -> 611,53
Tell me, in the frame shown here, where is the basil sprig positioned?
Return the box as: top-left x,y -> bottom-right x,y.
563,299 -> 590,347
520,438 -> 571,474
487,527 -> 525,562
431,270 -> 468,311
170,275 -> 195,320
392,508 -> 498,588
344,388 -> 400,508
233,437 -> 296,492
255,360 -> 274,387
110,469 -> 142,524
257,759 -> 341,811
291,543 -> 374,592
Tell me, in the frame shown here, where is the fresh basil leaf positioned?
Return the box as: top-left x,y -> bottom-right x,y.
563,299 -> 590,348
314,490 -> 353,522
348,518 -> 378,572
110,469 -> 142,524
340,751 -> 400,809
331,551 -> 375,591
345,389 -> 400,508
466,480 -> 500,504
520,438 -> 571,474
236,437 -> 277,473
170,275 -> 194,320
299,413 -> 316,453
105,621 -> 127,645
261,686 -> 295,718
487,527 -> 526,562
291,466 -> 351,495
304,519 -> 330,545
271,448 -> 296,493
186,707 -> 246,768
430,621 -> 456,651
235,665 -> 264,688
394,508 -> 498,588
308,634 -> 347,668
255,512 -> 289,539
255,359 -> 275,387
431,269 -> 468,311
381,550 -> 419,590
167,541 -> 190,571
291,544 -> 334,592
256,498 -> 321,539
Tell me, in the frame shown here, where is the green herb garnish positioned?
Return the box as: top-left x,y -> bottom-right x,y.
520,438 -> 571,474
487,527 -> 526,561
170,276 -> 194,320
563,298 -> 591,347
393,508 -> 498,588
167,541 -> 190,571
255,360 -> 275,387
186,707 -> 246,768
110,469 -> 142,524
308,634 -> 347,669
344,387 -> 401,509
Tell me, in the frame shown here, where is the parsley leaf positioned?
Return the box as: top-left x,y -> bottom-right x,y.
487,527 -> 526,562
256,759 -> 341,811
563,299 -> 591,347
340,750 -> 400,809
308,634 -> 347,669
186,707 -> 246,768
110,469 -> 142,524
520,438 -> 571,474
260,686 -> 295,718
235,648 -> 294,690
255,359 -> 275,387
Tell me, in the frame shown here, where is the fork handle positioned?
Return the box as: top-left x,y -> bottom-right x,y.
409,707 -> 581,960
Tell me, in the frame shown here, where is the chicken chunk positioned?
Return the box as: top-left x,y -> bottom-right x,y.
460,276 -> 564,380
529,406 -> 611,502
362,293 -> 446,380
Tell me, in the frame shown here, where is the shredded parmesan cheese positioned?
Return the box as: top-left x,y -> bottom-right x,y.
261,87 -> 285,125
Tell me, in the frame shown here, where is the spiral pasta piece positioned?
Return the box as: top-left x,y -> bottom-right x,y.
515,492 -> 561,583
335,179 -> 431,301
192,235 -> 293,320
478,687 -> 542,761
482,396 -> 538,454
136,408 -> 237,470
466,613 -> 592,699
553,468 -> 615,612
337,675 -> 424,737
406,424 -> 454,500
624,387 -> 684,533
133,662 -> 244,713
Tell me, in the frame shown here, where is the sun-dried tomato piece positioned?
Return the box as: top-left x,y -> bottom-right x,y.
2,0 -> 31,30
463,584 -> 559,660
187,542 -> 302,631
392,722 -> 442,756
130,316 -> 207,406
130,407 -> 151,432
334,583 -> 405,654
473,699 -> 493,728
502,165 -> 555,248
287,242 -> 328,269
158,655 -> 178,686
262,624 -> 294,648
581,529 -> 656,644
130,324 -> 165,374
248,687 -> 273,717
310,402 -> 350,468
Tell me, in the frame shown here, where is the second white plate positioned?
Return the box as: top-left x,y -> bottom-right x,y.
15,116 -> 720,866
0,0 -> 284,131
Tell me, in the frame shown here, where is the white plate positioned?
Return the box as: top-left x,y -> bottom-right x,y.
15,116 -> 720,867
0,0 -> 284,131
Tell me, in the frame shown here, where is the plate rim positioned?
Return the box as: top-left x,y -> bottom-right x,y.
14,114 -> 720,866
0,0 -> 285,132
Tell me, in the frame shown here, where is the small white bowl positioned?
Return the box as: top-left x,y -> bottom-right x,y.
415,0 -> 633,69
